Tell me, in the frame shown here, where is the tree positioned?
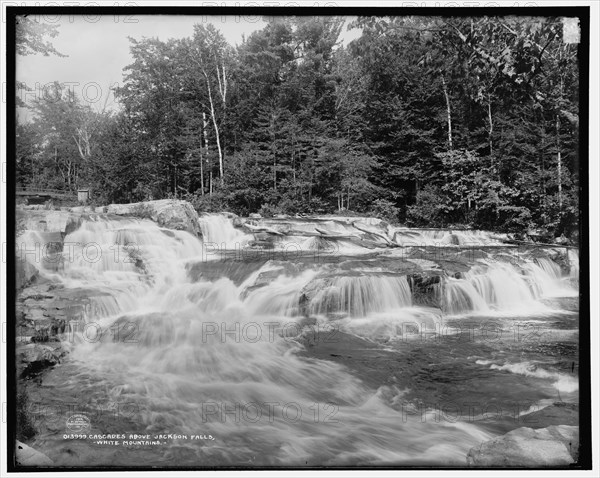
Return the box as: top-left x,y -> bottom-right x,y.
15,16 -> 66,107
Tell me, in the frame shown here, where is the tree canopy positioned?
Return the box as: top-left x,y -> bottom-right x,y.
15,15 -> 581,237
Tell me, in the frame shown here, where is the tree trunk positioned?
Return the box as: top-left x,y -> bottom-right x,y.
199,148 -> 204,196
347,186 -> 350,211
540,118 -> 546,204
441,75 -> 453,150
556,113 -> 562,210
487,94 -> 494,155
556,46 -> 564,212
271,113 -> 277,191
203,112 -> 210,197
174,164 -> 177,198
204,71 -> 224,185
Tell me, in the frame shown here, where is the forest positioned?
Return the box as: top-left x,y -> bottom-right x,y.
15,15 -> 581,238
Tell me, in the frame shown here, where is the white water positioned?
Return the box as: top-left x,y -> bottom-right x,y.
476,360 -> 578,394
392,228 -> 507,247
199,213 -> 253,249
307,275 -> 412,318
439,258 -> 577,315
17,212 -> 579,466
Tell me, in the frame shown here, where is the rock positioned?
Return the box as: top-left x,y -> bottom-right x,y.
408,273 -> 442,307
16,257 -> 39,291
17,343 -> 66,378
249,213 -> 262,219
17,209 -> 81,234
466,425 -> 578,467
106,200 -> 202,237
555,235 -> 568,245
15,441 -> 54,466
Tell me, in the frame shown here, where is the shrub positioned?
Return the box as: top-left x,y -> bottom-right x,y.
185,192 -> 230,214
406,185 -> 453,227
368,199 -> 400,223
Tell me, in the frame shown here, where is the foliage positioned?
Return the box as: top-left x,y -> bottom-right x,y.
15,15 -> 580,238
368,199 -> 401,224
407,185 -> 454,227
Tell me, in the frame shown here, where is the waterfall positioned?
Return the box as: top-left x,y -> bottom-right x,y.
439,257 -> 577,315
307,274 -> 412,318
440,278 -> 489,315
198,213 -> 252,248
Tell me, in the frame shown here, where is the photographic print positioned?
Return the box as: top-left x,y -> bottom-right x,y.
2,2 -> 593,473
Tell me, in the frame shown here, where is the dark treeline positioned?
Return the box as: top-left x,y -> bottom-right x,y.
16,15 -> 580,237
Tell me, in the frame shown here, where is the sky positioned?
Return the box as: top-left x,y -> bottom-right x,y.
16,15 -> 362,120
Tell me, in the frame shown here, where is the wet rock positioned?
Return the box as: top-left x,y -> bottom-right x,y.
232,216 -> 245,227
16,257 -> 39,291
15,441 -> 54,466
18,343 -> 66,378
249,213 -> 262,219
187,259 -> 265,286
242,261 -> 303,297
298,276 -> 334,317
466,425 -> 579,467
408,273 -> 442,307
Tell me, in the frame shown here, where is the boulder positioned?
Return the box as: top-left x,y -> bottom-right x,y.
17,210 -> 81,234
249,213 -> 262,219
466,425 -> 578,467
106,200 -> 202,237
15,441 -> 54,466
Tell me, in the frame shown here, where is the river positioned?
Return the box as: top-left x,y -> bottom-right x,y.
16,211 -> 579,467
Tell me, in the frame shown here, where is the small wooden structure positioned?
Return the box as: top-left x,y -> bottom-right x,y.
78,188 -> 90,204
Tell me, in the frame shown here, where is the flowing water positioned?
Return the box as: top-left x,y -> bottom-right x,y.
17,213 -> 579,467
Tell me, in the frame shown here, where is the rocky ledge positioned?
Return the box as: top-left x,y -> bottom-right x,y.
18,199 -> 203,238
